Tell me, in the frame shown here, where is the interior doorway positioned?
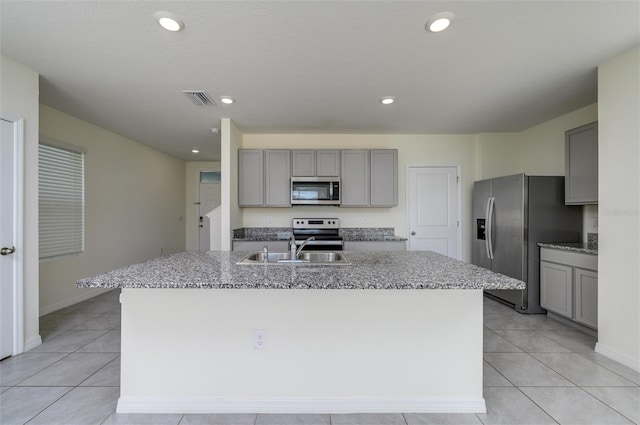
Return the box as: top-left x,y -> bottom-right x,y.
198,171 -> 221,251
1,116 -> 24,358
406,165 -> 461,260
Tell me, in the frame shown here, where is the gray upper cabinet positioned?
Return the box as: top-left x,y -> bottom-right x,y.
565,121 -> 598,205
265,150 -> 291,207
341,149 -> 398,207
316,150 -> 341,176
238,149 -> 290,207
370,149 -> 398,206
292,150 -> 341,177
341,150 -> 370,207
292,150 -> 316,177
238,149 -> 264,207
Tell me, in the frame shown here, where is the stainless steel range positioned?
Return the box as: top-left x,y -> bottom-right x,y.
292,218 -> 343,251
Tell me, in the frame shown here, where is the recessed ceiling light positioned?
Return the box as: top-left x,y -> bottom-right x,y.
219,96 -> 235,105
380,97 -> 395,105
154,11 -> 184,32
426,12 -> 455,33
191,149 -> 200,154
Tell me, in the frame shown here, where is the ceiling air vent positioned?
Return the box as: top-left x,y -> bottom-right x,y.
182,90 -> 216,106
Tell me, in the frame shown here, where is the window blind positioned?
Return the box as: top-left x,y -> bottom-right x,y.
39,143 -> 85,259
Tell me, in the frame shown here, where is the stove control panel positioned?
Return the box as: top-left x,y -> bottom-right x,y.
292,218 -> 340,229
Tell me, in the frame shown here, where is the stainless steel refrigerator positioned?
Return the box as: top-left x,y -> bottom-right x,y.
472,174 -> 582,313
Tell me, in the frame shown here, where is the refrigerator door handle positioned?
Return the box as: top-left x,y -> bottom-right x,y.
484,197 -> 491,259
486,197 -> 495,260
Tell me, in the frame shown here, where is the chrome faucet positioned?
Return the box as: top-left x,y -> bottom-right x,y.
289,235 -> 315,259
295,236 -> 315,258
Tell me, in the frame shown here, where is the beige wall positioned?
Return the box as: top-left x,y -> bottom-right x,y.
596,45 -> 639,370
185,161 -> 221,251
0,55 -> 41,350
242,134 -> 477,262
39,105 -> 186,315
477,103 -> 599,241
477,104 -> 598,179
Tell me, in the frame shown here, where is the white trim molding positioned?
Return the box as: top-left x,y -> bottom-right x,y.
2,116 -> 25,355
117,397 -> 487,414
595,342 -> 640,372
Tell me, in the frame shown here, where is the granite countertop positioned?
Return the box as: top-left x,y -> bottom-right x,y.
77,251 -> 524,291
538,242 -> 598,255
232,227 -> 408,242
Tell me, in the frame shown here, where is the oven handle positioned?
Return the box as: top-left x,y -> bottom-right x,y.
294,240 -> 343,246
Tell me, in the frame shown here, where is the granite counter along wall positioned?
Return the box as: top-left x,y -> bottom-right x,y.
232,227 -> 406,242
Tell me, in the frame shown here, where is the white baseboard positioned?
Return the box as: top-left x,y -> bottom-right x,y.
117,397 -> 486,414
39,289 -> 109,316
24,335 -> 42,352
595,342 -> 640,372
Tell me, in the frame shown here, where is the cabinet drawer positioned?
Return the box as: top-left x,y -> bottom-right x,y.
540,248 -> 597,271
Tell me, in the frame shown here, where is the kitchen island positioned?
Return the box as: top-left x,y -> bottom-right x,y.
78,251 -> 524,415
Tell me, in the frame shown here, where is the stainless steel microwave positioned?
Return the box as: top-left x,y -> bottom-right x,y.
291,177 -> 340,205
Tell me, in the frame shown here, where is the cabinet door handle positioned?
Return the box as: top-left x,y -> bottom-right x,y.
411,231 -> 416,236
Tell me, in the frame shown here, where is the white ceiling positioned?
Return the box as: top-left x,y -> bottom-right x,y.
1,1 -> 638,161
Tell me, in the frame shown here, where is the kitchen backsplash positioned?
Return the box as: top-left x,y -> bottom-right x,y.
233,227 -> 398,240
339,227 -> 396,239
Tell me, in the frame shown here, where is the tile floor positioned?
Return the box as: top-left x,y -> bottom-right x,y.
1,291 -> 638,425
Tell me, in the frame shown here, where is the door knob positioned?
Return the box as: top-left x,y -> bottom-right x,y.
411,231 -> 416,236
1,246 -> 16,256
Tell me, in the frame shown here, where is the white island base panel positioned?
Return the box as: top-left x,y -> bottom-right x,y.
117,288 -> 485,414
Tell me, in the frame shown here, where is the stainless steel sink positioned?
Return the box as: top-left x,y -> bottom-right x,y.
236,251 -> 349,265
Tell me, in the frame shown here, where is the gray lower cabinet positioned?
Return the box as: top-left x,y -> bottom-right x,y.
565,121 -> 598,205
238,150 -> 264,207
344,241 -> 406,251
239,149 -> 290,207
574,268 -> 598,328
540,261 -> 574,319
540,247 -> 598,329
232,241 -> 288,251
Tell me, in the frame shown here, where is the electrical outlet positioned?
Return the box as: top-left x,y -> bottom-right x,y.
593,217 -> 598,229
253,329 -> 267,350
160,248 -> 164,254
363,216 -> 368,225
267,216 -> 272,225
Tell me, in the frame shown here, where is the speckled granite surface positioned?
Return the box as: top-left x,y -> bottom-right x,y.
77,251 -> 524,290
538,242 -> 598,255
232,227 -> 407,242
233,227 -> 292,241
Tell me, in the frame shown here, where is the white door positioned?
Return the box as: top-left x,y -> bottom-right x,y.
407,166 -> 461,259
198,183 -> 221,251
1,118 -> 19,359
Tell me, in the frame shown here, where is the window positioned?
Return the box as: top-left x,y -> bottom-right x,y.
200,171 -> 221,183
38,141 -> 85,259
